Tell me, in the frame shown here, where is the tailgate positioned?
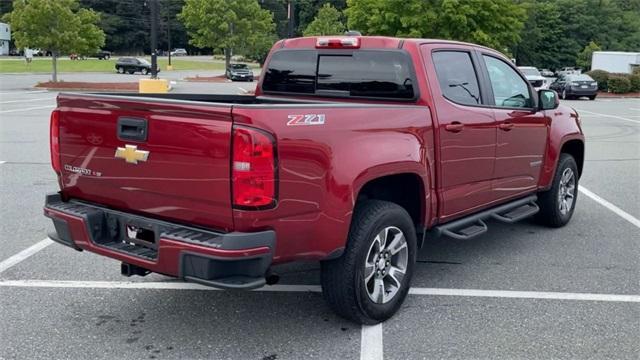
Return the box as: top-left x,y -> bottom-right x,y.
56,93 -> 235,231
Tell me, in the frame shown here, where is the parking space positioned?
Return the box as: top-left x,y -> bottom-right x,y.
1,85 -> 638,359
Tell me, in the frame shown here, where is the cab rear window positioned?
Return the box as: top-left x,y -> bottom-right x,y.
262,50 -> 416,100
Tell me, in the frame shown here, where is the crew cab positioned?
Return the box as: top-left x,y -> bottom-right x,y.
45,36 -> 584,324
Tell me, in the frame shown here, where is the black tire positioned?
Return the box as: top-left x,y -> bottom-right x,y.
588,95 -> 596,100
117,66 -> 124,74
142,68 -> 149,75
536,153 -> 579,227
321,200 -> 417,324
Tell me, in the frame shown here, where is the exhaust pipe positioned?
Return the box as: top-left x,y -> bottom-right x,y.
265,269 -> 280,285
121,262 -> 150,277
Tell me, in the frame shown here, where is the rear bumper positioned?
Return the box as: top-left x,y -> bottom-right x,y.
43,193 -> 274,289
567,88 -> 597,96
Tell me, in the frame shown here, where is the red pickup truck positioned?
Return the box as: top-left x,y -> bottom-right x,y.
45,36 -> 584,324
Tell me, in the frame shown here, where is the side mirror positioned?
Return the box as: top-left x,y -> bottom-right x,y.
539,89 -> 559,110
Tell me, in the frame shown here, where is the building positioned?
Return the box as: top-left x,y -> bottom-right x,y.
0,22 -> 10,56
591,51 -> 640,74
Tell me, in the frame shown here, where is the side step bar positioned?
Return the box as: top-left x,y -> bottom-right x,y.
431,195 -> 539,240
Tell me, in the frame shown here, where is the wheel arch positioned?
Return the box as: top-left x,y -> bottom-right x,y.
560,139 -> 584,177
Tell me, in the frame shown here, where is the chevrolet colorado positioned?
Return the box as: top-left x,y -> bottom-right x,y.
45,36 -> 584,324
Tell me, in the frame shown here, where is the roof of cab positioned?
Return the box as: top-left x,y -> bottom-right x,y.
278,36 -> 498,53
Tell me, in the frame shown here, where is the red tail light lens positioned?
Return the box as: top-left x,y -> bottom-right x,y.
50,109 -> 61,173
232,126 -> 277,208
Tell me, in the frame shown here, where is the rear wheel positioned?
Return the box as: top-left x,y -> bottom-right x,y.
536,153 -> 579,227
321,200 -> 417,324
117,66 -> 124,74
588,95 -> 596,100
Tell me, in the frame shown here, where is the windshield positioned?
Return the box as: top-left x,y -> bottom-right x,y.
569,75 -> 594,81
232,64 -> 249,69
138,59 -> 150,65
519,67 -> 541,76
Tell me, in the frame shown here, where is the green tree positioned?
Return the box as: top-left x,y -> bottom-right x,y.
3,0 -> 105,82
345,0 -> 525,51
296,0 -> 346,35
179,0 -> 276,68
576,41 -> 601,70
303,3 -> 344,36
513,1 -> 574,70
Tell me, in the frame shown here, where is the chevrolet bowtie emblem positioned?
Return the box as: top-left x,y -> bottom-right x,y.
115,144 -> 149,164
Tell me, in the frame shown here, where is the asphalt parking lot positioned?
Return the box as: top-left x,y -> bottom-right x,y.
0,74 -> 639,359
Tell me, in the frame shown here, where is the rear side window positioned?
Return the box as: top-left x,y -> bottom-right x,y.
262,50 -> 416,100
432,51 -> 481,106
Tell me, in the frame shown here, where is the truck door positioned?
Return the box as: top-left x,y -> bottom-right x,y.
421,45 -> 498,221
478,53 -> 549,200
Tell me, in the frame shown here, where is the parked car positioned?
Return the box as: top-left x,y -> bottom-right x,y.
95,50 -> 111,60
45,36 -> 584,324
549,74 -> 598,100
518,66 -> 549,90
555,67 -> 581,77
115,57 -> 157,75
540,68 -> 554,77
226,63 -> 254,81
170,48 -> 187,56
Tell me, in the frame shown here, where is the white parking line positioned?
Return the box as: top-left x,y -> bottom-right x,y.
0,97 -> 55,104
0,238 -> 53,274
579,186 -> 640,228
1,279 -> 638,303
409,287 -> 640,302
576,109 -> 640,124
0,105 -> 55,114
0,90 -> 48,95
361,324 -> 384,360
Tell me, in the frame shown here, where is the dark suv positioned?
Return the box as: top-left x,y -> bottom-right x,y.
226,63 -> 254,81
95,50 -> 111,60
115,57 -> 157,75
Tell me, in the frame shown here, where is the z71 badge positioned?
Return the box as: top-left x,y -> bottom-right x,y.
287,114 -> 326,126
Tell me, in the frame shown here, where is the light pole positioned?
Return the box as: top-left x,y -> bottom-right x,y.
150,0 -> 159,78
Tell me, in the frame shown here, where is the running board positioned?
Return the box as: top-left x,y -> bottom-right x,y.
431,195 -> 539,240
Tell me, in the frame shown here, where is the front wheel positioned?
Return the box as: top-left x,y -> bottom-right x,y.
142,68 -> 149,75
561,89 -> 568,100
321,200 -> 417,324
588,95 -> 596,100
117,67 -> 124,74
536,153 -> 579,227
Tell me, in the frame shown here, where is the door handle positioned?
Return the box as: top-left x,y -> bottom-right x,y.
499,122 -> 514,131
118,117 -> 148,141
445,122 -> 464,133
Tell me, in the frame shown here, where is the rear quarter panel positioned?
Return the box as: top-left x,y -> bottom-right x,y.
232,104 -> 434,263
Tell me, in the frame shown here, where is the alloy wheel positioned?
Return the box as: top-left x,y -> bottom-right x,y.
364,226 -> 409,304
558,168 -> 575,215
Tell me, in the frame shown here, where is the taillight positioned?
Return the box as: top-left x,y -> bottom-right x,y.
232,125 -> 277,209
50,109 -> 61,173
